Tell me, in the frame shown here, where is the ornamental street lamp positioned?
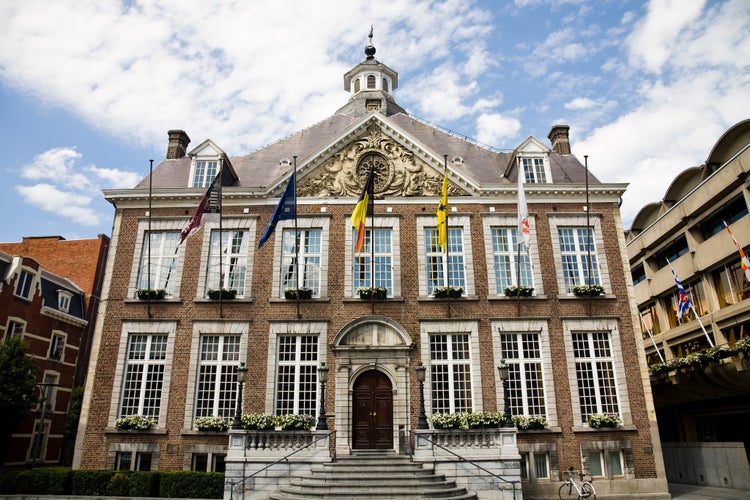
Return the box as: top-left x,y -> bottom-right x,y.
497,360 -> 513,427
316,363 -> 329,430
232,362 -> 248,429
415,362 -> 429,429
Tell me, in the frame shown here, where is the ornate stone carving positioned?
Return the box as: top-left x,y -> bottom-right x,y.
296,125 -> 467,198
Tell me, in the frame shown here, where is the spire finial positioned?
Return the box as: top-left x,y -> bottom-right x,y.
365,25 -> 376,59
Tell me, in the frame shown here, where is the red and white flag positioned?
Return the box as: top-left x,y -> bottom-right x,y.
723,221 -> 750,282
180,173 -> 221,244
517,157 -> 530,250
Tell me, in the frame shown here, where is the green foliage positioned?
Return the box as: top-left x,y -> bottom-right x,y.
428,411 -> 503,430
107,472 -> 131,496
63,386 -> 85,442
71,470 -> 118,495
279,413 -> 315,430
130,471 -> 160,497
503,286 -> 534,297
0,469 -> 20,493
512,415 -> 548,430
195,415 -> 229,431
239,412 -> 315,430
649,340 -> 750,377
159,471 -> 223,499
0,336 -> 38,423
13,468 -> 71,495
572,284 -> 605,296
587,413 -> 621,428
207,288 -> 237,300
240,412 -> 279,430
432,286 -> 464,298
115,414 -> 155,430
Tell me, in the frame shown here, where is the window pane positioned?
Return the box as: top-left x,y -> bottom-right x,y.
195,335 -> 240,419
120,334 -> 168,423
275,335 -> 319,414
192,453 -> 208,472
137,232 -> 180,295
558,227 -> 601,291
573,332 -> 619,423
425,228 -> 466,294
206,230 -> 248,295
588,451 -> 603,477
533,453 -> 549,478
281,229 -> 322,295
353,228 -> 393,294
500,333 -> 546,417
430,334 -> 472,413
608,450 -> 623,476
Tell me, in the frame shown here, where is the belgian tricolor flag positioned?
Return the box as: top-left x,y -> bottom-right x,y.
351,170 -> 375,253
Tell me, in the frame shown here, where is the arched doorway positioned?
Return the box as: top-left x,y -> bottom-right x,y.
352,370 -> 393,449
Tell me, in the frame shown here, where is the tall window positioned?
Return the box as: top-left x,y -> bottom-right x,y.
353,228 -> 393,295
559,227 -> 601,292
15,270 -> 33,299
666,279 -> 707,327
206,230 -> 248,296
49,333 -> 65,361
280,229 -> 321,296
192,160 -> 219,187
522,157 -> 547,183
520,452 -> 550,480
137,231 -> 180,295
500,333 -> 546,417
425,228 -> 466,295
572,332 -> 619,424
195,335 -> 240,419
713,260 -> 750,307
40,373 -> 57,411
491,227 -> 533,292
430,333 -> 472,413
639,303 -> 661,337
6,320 -> 24,339
275,335 -> 319,415
698,193 -> 748,240
120,334 -> 168,423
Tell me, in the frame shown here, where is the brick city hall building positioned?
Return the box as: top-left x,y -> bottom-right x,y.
73,36 -> 669,499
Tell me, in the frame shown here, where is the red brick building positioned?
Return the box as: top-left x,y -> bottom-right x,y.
73,39 -> 669,498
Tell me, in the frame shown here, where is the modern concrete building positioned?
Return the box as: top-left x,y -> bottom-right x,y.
73,35 -> 669,499
626,119 -> 750,491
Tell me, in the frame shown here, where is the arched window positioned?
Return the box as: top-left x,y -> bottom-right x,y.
367,75 -> 376,89
354,78 -> 360,93
382,78 -> 389,92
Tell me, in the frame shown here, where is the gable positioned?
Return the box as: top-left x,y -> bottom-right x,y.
296,120 -> 470,198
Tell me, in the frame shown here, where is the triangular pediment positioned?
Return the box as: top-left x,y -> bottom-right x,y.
295,114 -> 472,198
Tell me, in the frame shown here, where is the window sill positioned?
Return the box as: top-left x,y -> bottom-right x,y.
560,293 -> 615,300
194,297 -> 253,303
105,427 -> 168,435
270,297 -> 330,303
572,424 -> 636,433
124,298 -> 183,304
418,295 -> 478,302
342,297 -> 405,303
517,425 -> 562,433
491,295 -> 548,300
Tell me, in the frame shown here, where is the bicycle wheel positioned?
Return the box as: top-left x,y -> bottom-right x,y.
580,482 -> 597,499
558,482 -> 574,499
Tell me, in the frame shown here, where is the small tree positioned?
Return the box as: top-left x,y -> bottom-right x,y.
0,337 -> 39,473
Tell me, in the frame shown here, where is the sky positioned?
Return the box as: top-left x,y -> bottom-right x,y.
0,0 -> 748,243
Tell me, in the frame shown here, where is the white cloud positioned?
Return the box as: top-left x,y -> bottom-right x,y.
475,113 -> 522,146
86,166 -> 142,189
16,183 -> 100,226
564,97 -> 597,110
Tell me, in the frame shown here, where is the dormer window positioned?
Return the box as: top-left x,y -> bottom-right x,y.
14,270 -> 33,299
520,157 -> 550,184
354,79 -> 361,93
367,75 -> 376,89
57,290 -> 73,314
192,160 -> 219,188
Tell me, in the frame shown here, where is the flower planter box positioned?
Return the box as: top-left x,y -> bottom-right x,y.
136,288 -> 166,300
587,413 -> 621,428
358,287 -> 388,300
572,285 -> 604,297
433,287 -> 464,299
284,288 -> 313,300
207,288 -> 237,300
504,286 -> 534,297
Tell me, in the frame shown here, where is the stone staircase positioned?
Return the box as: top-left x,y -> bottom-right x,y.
268,452 -> 478,499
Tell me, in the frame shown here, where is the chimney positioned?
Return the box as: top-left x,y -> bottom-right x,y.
166,130 -> 190,159
548,124 -> 571,155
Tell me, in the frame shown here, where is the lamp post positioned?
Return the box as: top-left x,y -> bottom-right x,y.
497,360 -> 513,427
415,362 -> 429,429
316,363 -> 329,430
232,362 -> 248,429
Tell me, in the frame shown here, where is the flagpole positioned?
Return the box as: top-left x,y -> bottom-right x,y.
218,159 -> 224,318
516,156 -> 522,317
584,155 -> 592,316
369,162 -> 376,315
443,155 -> 451,318
667,258 -> 714,347
147,159 -> 153,319
293,156 -> 300,319
639,312 -> 665,363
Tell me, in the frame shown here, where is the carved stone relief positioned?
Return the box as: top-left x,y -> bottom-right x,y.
296,124 -> 467,198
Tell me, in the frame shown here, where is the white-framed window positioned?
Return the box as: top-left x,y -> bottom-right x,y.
136,231 -> 181,296
581,440 -> 631,479
521,156 -> 550,183
191,452 -> 226,472
491,227 -> 533,291
49,332 -> 66,361
116,451 -> 153,471
421,320 -> 481,415
6,319 -> 25,339
574,332 -> 619,424
520,452 -> 550,480
275,335 -> 320,415
191,160 -> 219,188
57,290 -> 73,313
119,334 -> 169,423
280,228 -> 322,296
417,215 -> 474,297
499,332 -> 547,418
550,215 -> 610,295
39,372 -> 58,411
15,270 -> 34,299
194,335 -> 241,419
28,419 -> 50,464
353,228 -> 394,295
265,321 -> 327,415
205,230 -> 249,296
493,319 -> 556,425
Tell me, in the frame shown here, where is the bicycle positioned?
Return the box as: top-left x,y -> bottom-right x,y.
558,466 -> 597,499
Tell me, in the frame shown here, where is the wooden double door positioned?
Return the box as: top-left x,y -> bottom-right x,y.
352,370 -> 393,449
